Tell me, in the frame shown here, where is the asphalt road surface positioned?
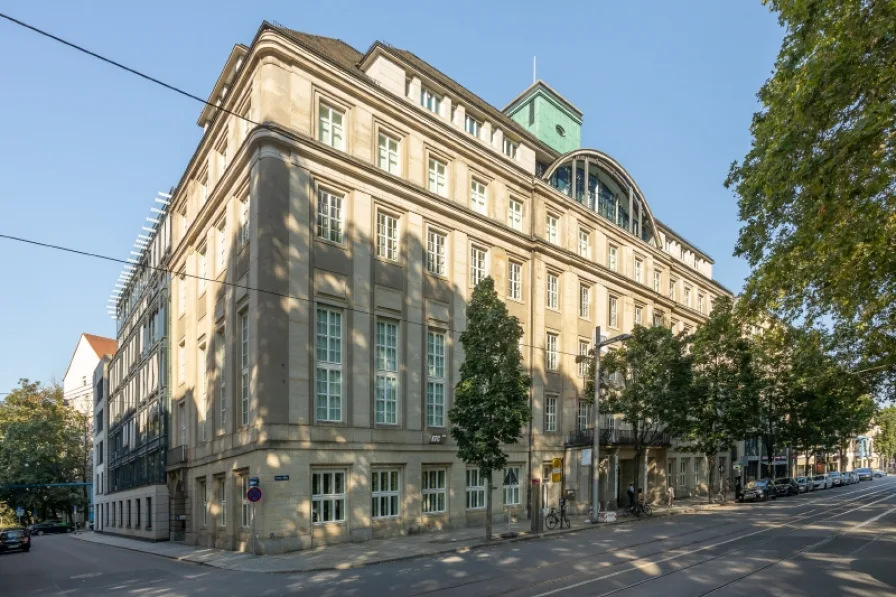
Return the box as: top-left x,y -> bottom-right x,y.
3,476 -> 894,596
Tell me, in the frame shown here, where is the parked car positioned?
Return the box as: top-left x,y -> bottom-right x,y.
873,469 -> 886,478
848,471 -> 860,484
27,520 -> 72,535
774,477 -> 800,496
741,479 -> 776,502
795,476 -> 814,493
812,474 -> 829,490
856,468 -> 873,481
0,528 -> 31,553
828,471 -> 843,487
842,471 -> 855,485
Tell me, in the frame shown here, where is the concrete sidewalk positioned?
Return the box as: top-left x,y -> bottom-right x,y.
73,497 -> 724,573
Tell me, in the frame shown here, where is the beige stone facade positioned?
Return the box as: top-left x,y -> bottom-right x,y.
163,23 -> 732,554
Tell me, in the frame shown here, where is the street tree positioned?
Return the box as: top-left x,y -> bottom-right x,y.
669,296 -> 759,502
876,407 -> 896,472
448,277 -> 531,541
726,0 -> 896,389
595,325 -> 691,494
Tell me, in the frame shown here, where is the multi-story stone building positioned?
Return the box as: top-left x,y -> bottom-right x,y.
164,22 -> 732,554
98,197 -> 172,540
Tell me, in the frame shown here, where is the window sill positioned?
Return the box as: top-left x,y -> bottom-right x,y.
313,520 -> 347,526
374,255 -> 401,267
425,271 -> 449,280
315,236 -> 347,250
506,297 -> 525,304
546,306 -> 560,313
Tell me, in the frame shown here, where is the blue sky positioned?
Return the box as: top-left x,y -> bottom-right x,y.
0,0 -> 782,393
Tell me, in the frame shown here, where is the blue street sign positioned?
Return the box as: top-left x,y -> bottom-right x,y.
16,507 -> 24,518
248,477 -> 260,488
274,475 -> 289,481
246,487 -> 262,503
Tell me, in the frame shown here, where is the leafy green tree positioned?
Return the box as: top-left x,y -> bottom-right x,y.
669,297 -> 759,502
726,0 -> 896,391
449,277 -> 531,540
595,326 -> 691,493
877,407 -> 896,471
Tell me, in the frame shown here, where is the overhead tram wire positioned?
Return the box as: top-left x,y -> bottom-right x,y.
0,232 -> 588,359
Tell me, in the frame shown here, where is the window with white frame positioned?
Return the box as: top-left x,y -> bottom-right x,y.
465,469 -> 486,509
198,246 -> 207,294
654,310 -> 664,327
665,237 -> 672,253
669,278 -> 676,299
653,270 -> 661,293
608,245 -> 618,272
427,330 -> 446,427
634,259 -> 643,284
198,343 -> 207,442
508,199 -> 523,231
178,340 -> 186,384
428,158 -> 447,196
316,308 -> 343,422
545,395 -> 557,432
508,261 -> 522,300
470,179 -> 487,215
577,400 -> 591,431
680,247 -> 686,261
375,320 -> 398,425
316,190 -> 344,244
217,219 -> 227,274
698,294 -> 705,313
318,103 -> 345,150
216,326 -> 226,429
546,273 -> 559,309
546,214 -> 559,244
376,211 -> 399,261
426,229 -> 447,276
503,467 -> 520,505
502,138 -> 518,159
465,114 -> 481,136
420,87 -> 440,114
546,333 -> 559,371
371,470 -> 400,518
377,132 -> 400,175
178,271 -> 186,315
218,139 -> 228,177
685,287 -> 692,308
579,284 -> 590,319
635,305 -> 643,327
422,469 -> 446,513
241,475 -> 250,528
240,310 -> 249,426
218,477 -> 227,527
578,228 -> 591,259
312,471 -> 346,523
578,339 -> 590,378
609,296 -> 618,328
201,480 -> 208,526
470,246 -> 487,288
240,195 -> 250,246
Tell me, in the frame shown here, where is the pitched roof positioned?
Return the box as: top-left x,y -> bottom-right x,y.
274,26 -> 364,73
83,334 -> 117,359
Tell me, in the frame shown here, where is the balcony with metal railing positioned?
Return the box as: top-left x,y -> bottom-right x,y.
565,427 -> 672,449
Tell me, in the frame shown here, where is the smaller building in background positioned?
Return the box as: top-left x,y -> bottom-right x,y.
92,355 -> 111,532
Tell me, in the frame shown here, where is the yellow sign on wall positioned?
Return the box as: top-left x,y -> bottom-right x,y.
551,472 -> 562,483
552,457 -> 563,469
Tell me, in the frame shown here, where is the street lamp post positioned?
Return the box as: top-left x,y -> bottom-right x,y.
591,326 -> 632,521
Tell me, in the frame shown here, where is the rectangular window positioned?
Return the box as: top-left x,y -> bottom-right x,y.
219,478 -> 227,527
318,103 -> 345,150
377,133 -> 400,175
608,245 -> 618,272
546,333 -> 559,371
135,497 -> 141,528
127,500 -> 132,528
201,480 -> 208,526
685,287 -> 692,308
217,219 -> 227,274
316,190 -> 344,244
579,284 -> 590,319
178,271 -> 186,316
669,279 -> 676,299
240,195 -> 250,246
198,246 -> 207,294
653,270 -> 661,293
578,339 -> 590,378
546,214 -> 558,244
635,259 -> 643,284
216,327 -> 226,429
545,396 -> 557,432
316,308 -> 343,422
219,138 -> 228,176
609,296 -> 618,328
635,305 -> 643,327
698,294 -> 705,313
312,471 -> 346,523
508,261 -> 522,300
464,114 -> 481,137
508,199 -> 523,231
680,247 -> 686,261
679,460 -> 687,488
546,273 -> 559,310
376,211 -> 399,261
502,138 -> 518,159
422,469 -> 447,514
199,343 -> 207,442
239,311 -> 250,426
578,229 -> 591,259
241,476 -> 250,528
371,470 -> 400,519
470,179 -> 487,215
665,238 -> 672,253
426,229 -> 447,276
503,467 -> 520,506
375,320 -> 399,425
428,158 -> 447,196
654,310 -> 664,327
420,88 -> 440,114
465,469 -> 486,509
577,400 -> 591,431
427,331 -> 446,427
178,340 -> 186,384
178,401 -> 187,446
470,246 -> 487,287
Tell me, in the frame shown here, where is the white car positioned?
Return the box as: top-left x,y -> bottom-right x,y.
812,474 -> 829,490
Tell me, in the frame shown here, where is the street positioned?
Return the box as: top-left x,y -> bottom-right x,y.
2,477 -> 894,596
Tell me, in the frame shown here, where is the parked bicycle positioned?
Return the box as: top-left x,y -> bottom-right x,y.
545,499 -> 571,530
714,490 -> 729,505
620,501 -> 653,518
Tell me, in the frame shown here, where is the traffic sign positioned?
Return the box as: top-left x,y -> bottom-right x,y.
246,487 -> 262,503
15,507 -> 24,518
552,458 -> 563,469
248,477 -> 260,488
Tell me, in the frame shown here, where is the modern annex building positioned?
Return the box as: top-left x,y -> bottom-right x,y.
160,22 -> 732,554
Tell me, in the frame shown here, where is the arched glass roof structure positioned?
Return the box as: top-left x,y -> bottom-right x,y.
540,149 -> 660,248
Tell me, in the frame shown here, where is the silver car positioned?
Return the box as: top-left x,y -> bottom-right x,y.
812,474 -> 829,490
828,471 -> 843,487
795,476 -> 813,493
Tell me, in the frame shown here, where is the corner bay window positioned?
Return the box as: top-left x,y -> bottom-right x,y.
312,471 -> 346,523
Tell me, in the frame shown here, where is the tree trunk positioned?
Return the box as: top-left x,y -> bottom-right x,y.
485,471 -> 493,541
708,453 -> 716,504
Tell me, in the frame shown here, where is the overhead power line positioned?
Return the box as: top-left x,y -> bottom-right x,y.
0,232 -> 591,359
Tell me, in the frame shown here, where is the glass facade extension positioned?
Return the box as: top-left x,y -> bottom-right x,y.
545,156 -> 654,245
